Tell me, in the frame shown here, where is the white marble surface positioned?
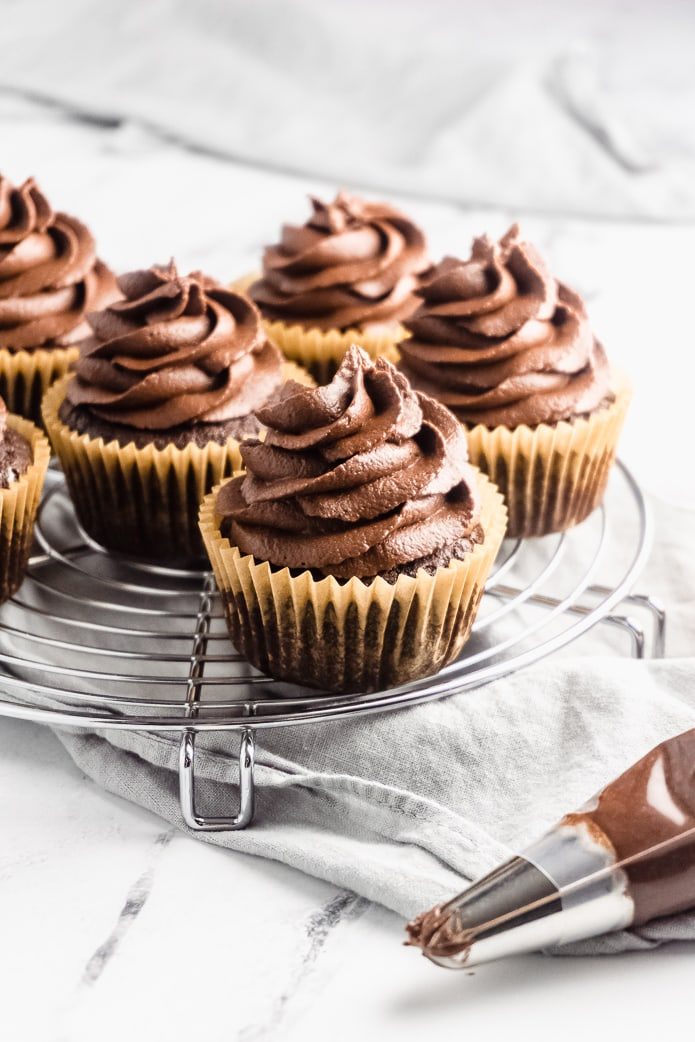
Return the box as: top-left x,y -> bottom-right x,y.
1,97 -> 694,1042
3,717 -> 695,1042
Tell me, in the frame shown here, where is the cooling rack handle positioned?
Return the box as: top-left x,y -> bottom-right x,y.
178,727 -> 256,830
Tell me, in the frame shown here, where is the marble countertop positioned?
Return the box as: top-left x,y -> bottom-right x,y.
1,98 -> 693,1042
4,716 -> 694,1042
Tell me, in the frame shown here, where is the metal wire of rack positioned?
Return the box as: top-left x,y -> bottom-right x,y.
0,461 -> 665,830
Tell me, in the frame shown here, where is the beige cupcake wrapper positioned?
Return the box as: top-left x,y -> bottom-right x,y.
231,273 -> 405,384
41,363 -> 314,563
0,414 -> 51,602
0,345 -> 79,428
231,273 -> 258,295
464,375 -> 632,538
263,319 -> 404,385
200,470 -> 507,694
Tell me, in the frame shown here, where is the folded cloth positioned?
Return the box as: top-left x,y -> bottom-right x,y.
56,658 -> 695,954
51,494 -> 695,956
2,0 -> 694,219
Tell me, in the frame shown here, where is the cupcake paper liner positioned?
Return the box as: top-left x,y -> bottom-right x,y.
464,374 -> 632,539
231,274 -> 405,383
0,345 -> 79,428
0,414 -> 51,603
263,319 -> 404,385
42,363 -> 314,563
199,470 -> 507,694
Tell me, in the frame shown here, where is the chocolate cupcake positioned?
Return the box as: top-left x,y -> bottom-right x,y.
398,226 -> 631,537
0,174 -> 118,425
0,396 -> 51,601
199,346 -> 506,693
42,262 -> 313,562
248,192 -> 430,383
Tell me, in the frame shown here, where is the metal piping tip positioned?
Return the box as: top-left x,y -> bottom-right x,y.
407,823 -> 635,968
407,855 -> 562,968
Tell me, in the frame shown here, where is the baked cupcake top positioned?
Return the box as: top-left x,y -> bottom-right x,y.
249,192 -> 430,332
64,261 -> 284,431
216,345 -> 482,580
0,174 -> 118,353
398,225 -> 612,428
0,397 -> 32,487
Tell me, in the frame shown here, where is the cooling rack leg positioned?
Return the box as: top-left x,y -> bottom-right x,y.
490,585 -> 662,660
623,595 -> 666,658
590,586 -> 667,658
604,615 -> 645,658
178,727 -> 256,831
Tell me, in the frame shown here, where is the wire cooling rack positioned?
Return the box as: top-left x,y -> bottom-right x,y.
0,461 -> 664,830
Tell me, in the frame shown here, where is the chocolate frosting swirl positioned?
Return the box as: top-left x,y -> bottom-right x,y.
65,262 -> 284,429
250,192 -> 430,331
216,346 -> 482,578
0,174 -> 117,352
399,225 -> 611,428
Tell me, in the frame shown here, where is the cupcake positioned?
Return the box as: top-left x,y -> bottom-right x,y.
0,173 -> 118,425
199,346 -> 506,694
398,226 -> 631,538
248,191 -> 431,383
43,261 -> 313,563
0,396 -> 51,602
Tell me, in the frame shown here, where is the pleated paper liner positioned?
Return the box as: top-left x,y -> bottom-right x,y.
230,273 -> 257,294
199,471 -> 507,694
41,363 -> 314,564
231,274 -> 404,384
262,319 -> 404,385
464,374 -> 632,539
0,345 -> 79,428
0,414 -> 51,603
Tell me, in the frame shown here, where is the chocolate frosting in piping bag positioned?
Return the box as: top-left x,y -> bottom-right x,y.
407,727 -> 695,963
216,346 -> 483,578
0,174 -> 118,351
65,261 -> 284,429
250,192 -> 431,331
399,225 -> 612,428
564,727 -> 695,925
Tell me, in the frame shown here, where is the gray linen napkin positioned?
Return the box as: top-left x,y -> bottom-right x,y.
55,658 -> 695,954
50,495 -> 695,956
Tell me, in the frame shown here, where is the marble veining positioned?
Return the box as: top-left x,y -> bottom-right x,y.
78,829 -> 175,989
238,891 -> 369,1042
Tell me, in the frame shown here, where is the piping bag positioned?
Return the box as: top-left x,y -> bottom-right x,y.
406,727 -> 695,967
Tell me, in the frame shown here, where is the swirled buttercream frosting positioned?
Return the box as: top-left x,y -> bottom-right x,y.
250,192 -> 430,331
216,346 -> 482,580
0,174 -> 117,352
64,261 -> 284,430
399,225 -> 612,428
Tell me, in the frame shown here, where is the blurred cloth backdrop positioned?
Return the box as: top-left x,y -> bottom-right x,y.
3,0 -> 695,220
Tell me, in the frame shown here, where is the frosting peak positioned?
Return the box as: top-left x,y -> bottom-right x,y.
217,346 -> 482,579
0,177 -> 53,245
399,225 -> 611,428
0,174 -> 117,351
65,262 -> 283,429
250,192 -> 431,331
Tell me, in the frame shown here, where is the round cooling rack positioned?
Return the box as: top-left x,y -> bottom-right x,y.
0,461 -> 665,830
